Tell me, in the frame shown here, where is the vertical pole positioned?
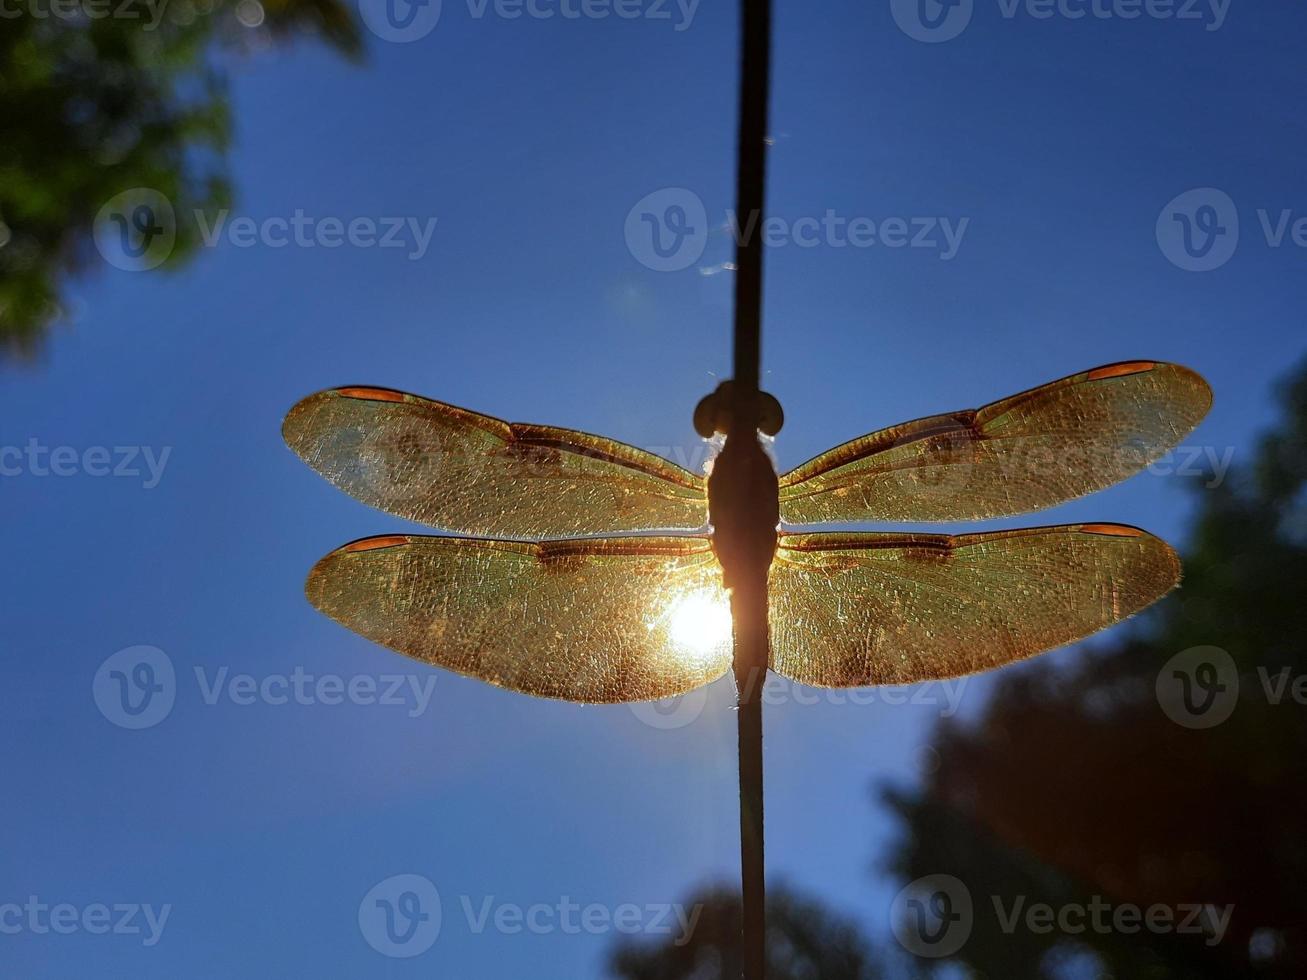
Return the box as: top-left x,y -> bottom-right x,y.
730,2 -> 772,976
732,0 -> 771,398
733,579 -> 768,980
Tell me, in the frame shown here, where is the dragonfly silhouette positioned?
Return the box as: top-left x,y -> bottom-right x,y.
283,359 -> 1210,701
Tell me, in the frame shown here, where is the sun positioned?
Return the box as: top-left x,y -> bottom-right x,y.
665,588 -> 733,663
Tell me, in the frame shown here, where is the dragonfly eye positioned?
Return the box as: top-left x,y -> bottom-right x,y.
693,387 -> 728,438
756,392 -> 784,436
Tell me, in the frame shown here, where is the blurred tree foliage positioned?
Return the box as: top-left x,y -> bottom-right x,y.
0,0 -> 360,355
608,883 -> 887,980
884,356 -> 1307,977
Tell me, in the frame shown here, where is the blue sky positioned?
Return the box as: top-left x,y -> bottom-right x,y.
3,0 -> 1306,975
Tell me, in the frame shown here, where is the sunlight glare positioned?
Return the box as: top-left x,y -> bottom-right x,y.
666,589 -> 733,664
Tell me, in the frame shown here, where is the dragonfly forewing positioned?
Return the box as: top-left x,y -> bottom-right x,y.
284,387 -> 707,540
779,361 -> 1212,525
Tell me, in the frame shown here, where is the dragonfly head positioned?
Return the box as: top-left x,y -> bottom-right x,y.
694,381 -> 784,439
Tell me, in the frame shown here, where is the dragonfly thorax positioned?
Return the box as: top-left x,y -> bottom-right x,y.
708,433 -> 780,591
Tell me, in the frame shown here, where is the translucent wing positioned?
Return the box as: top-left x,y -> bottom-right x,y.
769,524 -> 1179,686
283,387 -> 706,539
306,534 -> 732,703
779,361 -> 1212,525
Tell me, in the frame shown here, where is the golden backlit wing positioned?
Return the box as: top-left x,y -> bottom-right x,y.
779,361 -> 1212,525
283,387 -> 706,539
306,534 -> 732,703
769,524 -> 1179,687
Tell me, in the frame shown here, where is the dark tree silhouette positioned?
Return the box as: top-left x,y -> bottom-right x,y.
608,884 -> 887,980
883,356 -> 1307,978
0,0 -> 360,355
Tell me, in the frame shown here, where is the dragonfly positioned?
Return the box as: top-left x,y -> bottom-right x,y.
283,358 -> 1211,702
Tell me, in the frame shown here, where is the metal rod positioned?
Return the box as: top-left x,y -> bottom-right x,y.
730,1 -> 772,976
731,0 -> 772,397
733,584 -> 768,980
